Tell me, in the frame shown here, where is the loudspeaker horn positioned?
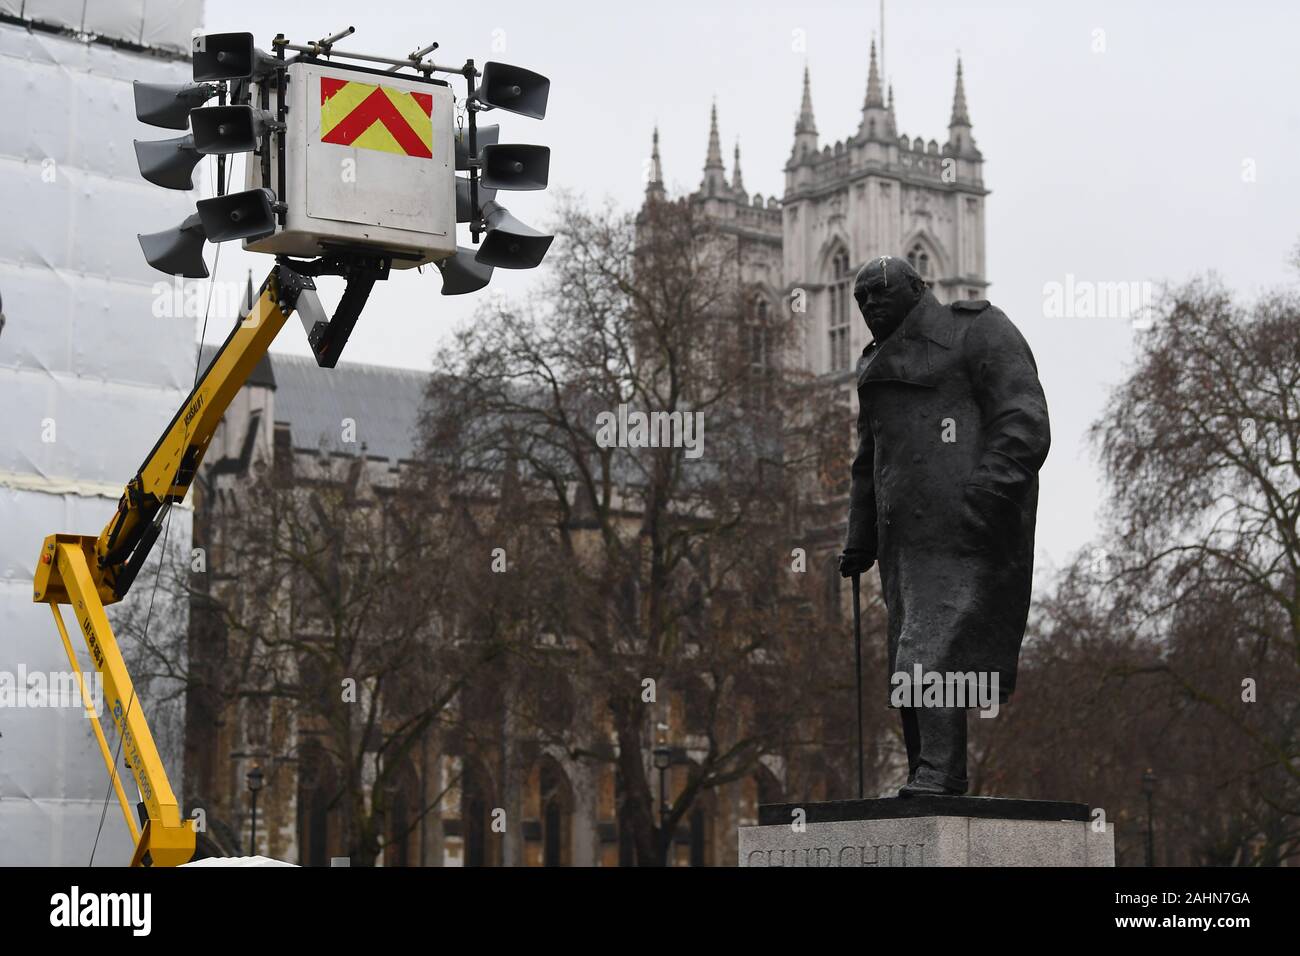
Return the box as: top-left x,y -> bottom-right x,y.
191,105 -> 276,155
192,32 -> 280,82
479,144 -> 550,191
456,177 -> 498,223
476,62 -> 550,120
134,134 -> 203,190
438,247 -> 495,295
475,200 -> 553,270
138,213 -> 208,278
455,124 -> 499,171
133,81 -> 217,130
195,188 -> 278,243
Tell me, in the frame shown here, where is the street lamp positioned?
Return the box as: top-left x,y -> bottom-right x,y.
652,722 -> 671,864
1141,768 -> 1157,867
247,765 -> 265,857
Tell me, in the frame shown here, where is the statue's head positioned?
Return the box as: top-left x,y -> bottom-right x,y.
854,256 -> 927,343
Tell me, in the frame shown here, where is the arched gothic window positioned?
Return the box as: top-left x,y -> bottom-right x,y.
748,297 -> 770,371
743,295 -> 774,409
906,242 -> 931,278
827,247 -> 853,372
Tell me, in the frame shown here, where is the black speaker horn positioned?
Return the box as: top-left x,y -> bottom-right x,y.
456,177 -> 497,223
134,134 -> 203,190
196,188 -> 277,243
475,201 -> 553,270
476,62 -> 550,120
139,213 -> 208,278
192,32 -> 279,82
133,81 -> 217,130
479,144 -> 550,191
455,124 -> 499,171
191,105 -> 276,155
438,247 -> 495,295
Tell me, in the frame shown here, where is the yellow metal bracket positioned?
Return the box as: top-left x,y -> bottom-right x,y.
38,536 -> 196,866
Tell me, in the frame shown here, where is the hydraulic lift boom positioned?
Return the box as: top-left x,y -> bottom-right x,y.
32,263 -> 326,866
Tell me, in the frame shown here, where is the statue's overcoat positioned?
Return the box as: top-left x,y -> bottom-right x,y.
846,292 -> 1051,701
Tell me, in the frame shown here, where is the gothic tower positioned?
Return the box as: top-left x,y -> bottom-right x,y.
681,103 -> 785,330
644,47 -> 989,385
782,45 -> 989,381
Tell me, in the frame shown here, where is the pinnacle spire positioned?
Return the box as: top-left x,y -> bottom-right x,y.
732,139 -> 745,194
701,100 -> 728,195
795,63 -> 817,135
864,36 -> 884,109
646,125 -> 665,199
949,56 -> 971,127
705,100 -> 724,169
790,64 -> 819,162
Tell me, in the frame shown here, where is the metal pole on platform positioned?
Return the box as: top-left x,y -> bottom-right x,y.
852,572 -> 864,800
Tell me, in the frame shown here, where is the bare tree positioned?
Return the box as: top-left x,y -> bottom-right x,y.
122,454 -> 500,865
972,273 -> 1300,864
416,195 -> 855,864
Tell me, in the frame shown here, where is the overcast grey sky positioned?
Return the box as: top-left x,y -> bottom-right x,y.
198,0 -> 1300,571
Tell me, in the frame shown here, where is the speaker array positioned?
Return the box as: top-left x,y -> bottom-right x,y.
131,31 -> 554,295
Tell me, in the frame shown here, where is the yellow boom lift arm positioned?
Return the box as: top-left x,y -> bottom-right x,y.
31,261 -> 356,866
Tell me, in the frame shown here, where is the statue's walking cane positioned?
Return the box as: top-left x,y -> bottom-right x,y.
851,571 -> 864,799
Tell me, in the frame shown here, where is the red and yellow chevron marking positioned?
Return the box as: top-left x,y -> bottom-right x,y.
320,77 -> 433,159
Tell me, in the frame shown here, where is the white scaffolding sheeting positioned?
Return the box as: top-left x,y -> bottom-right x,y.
0,3 -> 202,866
10,0 -> 201,52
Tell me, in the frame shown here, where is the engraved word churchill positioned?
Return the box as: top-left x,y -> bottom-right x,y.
745,842 -> 927,867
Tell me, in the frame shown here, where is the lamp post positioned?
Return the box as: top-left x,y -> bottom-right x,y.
652,722 -> 671,866
247,765 -> 265,857
1141,768 -> 1157,867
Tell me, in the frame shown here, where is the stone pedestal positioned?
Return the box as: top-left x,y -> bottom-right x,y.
739,796 -> 1114,867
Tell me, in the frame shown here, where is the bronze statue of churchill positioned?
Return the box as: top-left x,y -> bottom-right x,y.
839,256 -> 1051,797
